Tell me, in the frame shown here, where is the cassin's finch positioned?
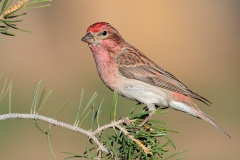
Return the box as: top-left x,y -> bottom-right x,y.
81,22 -> 230,138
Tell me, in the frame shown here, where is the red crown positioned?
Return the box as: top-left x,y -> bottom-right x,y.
87,22 -> 109,33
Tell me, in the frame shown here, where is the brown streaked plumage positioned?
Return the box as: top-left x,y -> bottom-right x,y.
81,22 -> 230,138
117,47 -> 211,105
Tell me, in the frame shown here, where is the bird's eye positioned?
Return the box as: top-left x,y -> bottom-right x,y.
102,30 -> 108,36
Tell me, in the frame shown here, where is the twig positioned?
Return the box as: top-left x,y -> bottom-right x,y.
93,118 -> 124,135
0,113 -> 109,154
115,124 -> 152,155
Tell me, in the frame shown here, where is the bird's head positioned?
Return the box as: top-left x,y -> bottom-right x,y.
81,22 -> 123,48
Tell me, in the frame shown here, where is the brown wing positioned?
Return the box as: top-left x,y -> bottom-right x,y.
117,47 -> 211,105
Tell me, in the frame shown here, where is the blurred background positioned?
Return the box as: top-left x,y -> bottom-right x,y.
0,0 -> 240,159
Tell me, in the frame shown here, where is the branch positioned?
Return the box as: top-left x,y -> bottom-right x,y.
115,124 -> 152,155
0,78 -> 181,159
93,118 -> 124,135
0,0 -> 52,39
0,113 -> 110,154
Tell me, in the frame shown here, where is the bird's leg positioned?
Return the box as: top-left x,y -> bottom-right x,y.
140,103 -> 156,126
140,111 -> 155,125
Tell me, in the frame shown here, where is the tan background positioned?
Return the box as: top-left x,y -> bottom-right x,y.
0,0 -> 240,159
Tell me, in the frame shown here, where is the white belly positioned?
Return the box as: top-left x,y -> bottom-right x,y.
117,78 -> 169,107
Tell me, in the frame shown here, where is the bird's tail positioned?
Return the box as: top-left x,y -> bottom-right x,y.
169,92 -> 230,138
196,111 -> 231,138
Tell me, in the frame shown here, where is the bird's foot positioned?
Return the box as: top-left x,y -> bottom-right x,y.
121,117 -> 136,125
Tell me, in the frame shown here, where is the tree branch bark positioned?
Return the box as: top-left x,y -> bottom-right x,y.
0,113 -> 110,154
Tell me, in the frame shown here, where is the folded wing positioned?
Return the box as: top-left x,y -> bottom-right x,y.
117,47 -> 211,105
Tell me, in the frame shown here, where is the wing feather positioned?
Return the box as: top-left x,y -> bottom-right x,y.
117,48 -> 211,105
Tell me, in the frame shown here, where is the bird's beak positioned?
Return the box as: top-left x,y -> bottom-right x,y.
81,32 -> 94,43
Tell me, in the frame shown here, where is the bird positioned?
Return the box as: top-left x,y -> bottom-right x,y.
81,22 -> 230,138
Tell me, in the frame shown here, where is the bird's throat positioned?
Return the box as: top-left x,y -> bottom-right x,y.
90,46 -> 111,65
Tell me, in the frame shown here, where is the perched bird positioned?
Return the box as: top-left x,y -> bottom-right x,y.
81,22 -> 230,138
